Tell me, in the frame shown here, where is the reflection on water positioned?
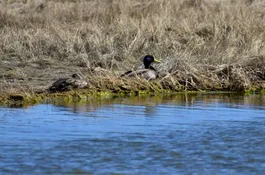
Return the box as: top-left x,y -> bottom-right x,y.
48,93 -> 265,114
0,93 -> 265,174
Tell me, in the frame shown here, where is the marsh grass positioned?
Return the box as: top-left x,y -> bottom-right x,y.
1,0 -> 265,96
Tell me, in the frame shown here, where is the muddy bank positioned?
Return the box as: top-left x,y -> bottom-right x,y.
1,56 -> 265,107
1,55 -> 265,95
1,0 -> 265,103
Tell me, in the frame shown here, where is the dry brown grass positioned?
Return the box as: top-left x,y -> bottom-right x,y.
1,0 -> 265,93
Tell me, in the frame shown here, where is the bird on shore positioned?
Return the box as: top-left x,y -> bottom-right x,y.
121,55 -> 160,80
48,73 -> 88,93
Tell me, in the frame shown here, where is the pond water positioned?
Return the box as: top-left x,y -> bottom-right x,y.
0,93 -> 265,174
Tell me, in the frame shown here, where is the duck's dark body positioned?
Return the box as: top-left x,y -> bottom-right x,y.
48,74 -> 88,93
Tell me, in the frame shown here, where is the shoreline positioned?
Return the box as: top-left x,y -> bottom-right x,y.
1,0 -> 265,106
1,81 -> 264,108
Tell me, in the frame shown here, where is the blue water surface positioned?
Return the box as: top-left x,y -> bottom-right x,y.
0,93 -> 265,174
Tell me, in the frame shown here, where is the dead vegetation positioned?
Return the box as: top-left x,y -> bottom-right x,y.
1,0 -> 265,95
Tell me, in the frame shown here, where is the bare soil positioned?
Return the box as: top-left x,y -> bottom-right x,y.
1,0 -> 265,97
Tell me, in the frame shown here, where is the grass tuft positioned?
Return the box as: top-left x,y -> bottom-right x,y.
1,0 -> 265,96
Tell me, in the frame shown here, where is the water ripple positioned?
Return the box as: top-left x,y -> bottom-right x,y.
0,94 -> 265,174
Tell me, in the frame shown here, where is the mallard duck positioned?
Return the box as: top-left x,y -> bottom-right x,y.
121,55 -> 160,80
48,73 -> 88,92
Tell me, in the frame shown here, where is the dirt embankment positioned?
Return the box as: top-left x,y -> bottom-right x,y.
1,0 -> 265,98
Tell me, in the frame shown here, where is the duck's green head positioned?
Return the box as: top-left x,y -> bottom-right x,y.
72,73 -> 81,79
143,55 -> 160,68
